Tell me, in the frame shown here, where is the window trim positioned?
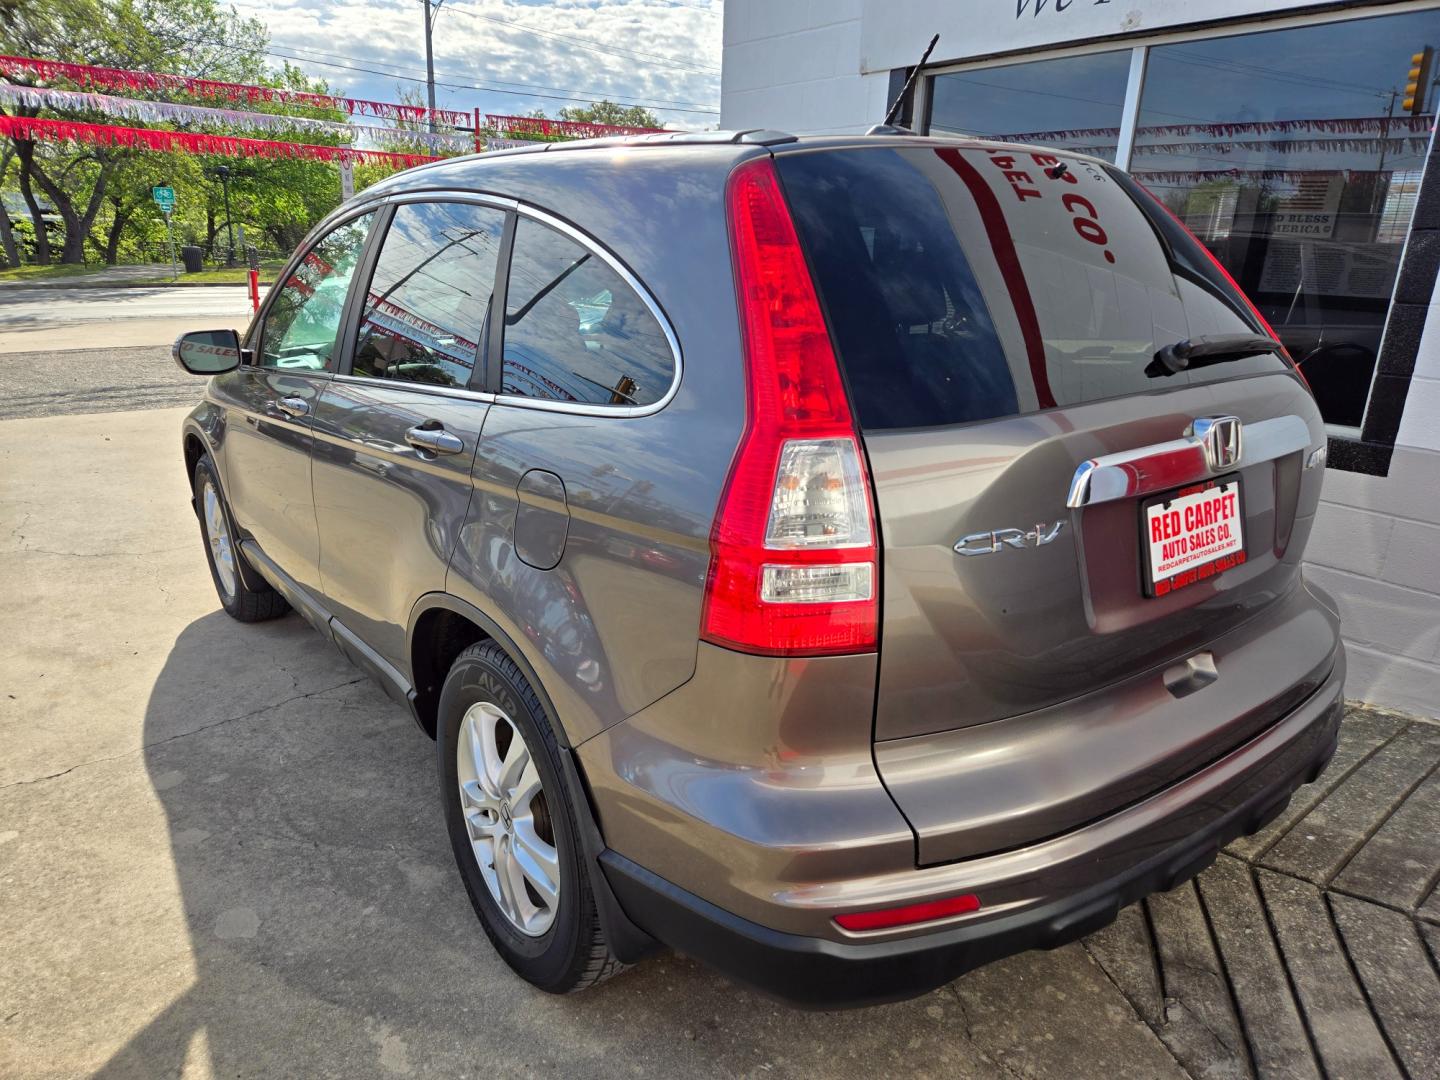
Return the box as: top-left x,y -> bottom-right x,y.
337,197 -> 511,394
912,0 -> 1440,474
321,190 -> 684,417
492,203 -> 685,417
246,203 -> 381,373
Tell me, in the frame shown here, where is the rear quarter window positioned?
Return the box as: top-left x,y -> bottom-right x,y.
775,146 -> 1288,430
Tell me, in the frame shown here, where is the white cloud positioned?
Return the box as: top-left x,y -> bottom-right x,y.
225,0 -> 723,128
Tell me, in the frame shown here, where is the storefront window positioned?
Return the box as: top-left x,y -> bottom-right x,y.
1134,10 -> 1440,428
926,50 -> 1132,161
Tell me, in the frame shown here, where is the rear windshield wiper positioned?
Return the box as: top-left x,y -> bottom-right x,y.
1147,334 -> 1283,377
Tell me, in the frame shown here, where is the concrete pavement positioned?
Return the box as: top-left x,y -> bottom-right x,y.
0,285 -> 259,353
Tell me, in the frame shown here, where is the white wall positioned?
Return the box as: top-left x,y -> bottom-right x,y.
1306,274 -> 1440,717
721,0 -> 888,134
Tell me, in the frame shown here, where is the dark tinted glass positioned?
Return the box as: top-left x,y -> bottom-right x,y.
777,146 -> 1287,430
353,202 -> 507,388
1135,9 -> 1440,427
926,51 -> 1132,162
501,217 -> 674,407
261,213 -> 373,371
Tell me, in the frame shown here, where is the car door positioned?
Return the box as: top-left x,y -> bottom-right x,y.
310,198 -> 506,675
217,210 -> 376,597
447,209 -> 703,745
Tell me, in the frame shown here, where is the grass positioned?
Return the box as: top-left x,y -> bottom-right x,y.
0,263 -> 102,282
0,261 -> 283,286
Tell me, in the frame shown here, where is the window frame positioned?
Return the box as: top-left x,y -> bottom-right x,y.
490,203 -> 684,417
911,0 -> 1440,475
337,196 -> 512,394
245,204 -> 381,373
317,190 -> 683,417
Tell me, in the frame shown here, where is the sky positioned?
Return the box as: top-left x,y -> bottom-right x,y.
222,0 -> 723,129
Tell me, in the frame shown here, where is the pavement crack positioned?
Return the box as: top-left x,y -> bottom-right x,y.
0,676 -> 366,790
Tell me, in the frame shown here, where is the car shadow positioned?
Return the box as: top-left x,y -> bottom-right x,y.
93,610 -> 1179,1078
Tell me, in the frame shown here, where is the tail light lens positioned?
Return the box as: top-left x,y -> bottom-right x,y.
701,157 -> 878,657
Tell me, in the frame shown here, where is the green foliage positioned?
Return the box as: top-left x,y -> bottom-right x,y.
0,0 -> 437,265
557,100 -> 662,129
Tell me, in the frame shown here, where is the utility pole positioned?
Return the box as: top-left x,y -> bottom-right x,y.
423,0 -> 445,133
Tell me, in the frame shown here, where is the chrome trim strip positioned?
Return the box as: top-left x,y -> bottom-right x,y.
371,190 -> 684,420
329,372 -> 497,403
1066,414 -> 1313,508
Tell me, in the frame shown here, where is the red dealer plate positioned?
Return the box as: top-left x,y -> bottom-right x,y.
1141,475 -> 1246,597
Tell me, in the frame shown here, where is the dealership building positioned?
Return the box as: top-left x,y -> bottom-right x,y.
721,0 -> 1440,714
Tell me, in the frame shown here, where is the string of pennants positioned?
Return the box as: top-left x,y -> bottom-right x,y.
1129,167 -> 1387,184
0,115 -> 441,168
0,54 -> 471,128
1062,136 -> 1436,158
0,53 -> 671,168
0,84 -> 475,154
1000,114 -> 1435,144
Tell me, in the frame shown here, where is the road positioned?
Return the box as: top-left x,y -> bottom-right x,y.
0,284 -> 259,352
0,285 -> 260,420
1,287 -> 1437,1079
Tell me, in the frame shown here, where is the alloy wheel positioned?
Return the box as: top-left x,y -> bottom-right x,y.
456,701 -> 560,937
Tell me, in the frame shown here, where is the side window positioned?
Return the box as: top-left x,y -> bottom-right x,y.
501,217 -> 674,407
260,213 -> 374,371
353,202 -> 508,388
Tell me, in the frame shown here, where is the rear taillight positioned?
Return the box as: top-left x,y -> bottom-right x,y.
700,157 -> 878,657
1139,183 -> 1311,392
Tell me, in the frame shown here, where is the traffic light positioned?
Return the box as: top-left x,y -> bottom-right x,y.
1404,46 -> 1434,114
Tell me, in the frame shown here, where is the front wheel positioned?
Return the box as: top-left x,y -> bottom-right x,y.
192,454 -> 288,623
437,641 -> 622,993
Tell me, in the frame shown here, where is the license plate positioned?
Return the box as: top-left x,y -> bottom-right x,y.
1141,476 -> 1246,597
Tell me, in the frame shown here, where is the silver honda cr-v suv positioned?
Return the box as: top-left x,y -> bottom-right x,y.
174,131 -> 1344,1008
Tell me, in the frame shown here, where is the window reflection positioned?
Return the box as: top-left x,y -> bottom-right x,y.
261,213 -> 373,371
926,51 -> 1132,162
354,202 -> 507,388
501,217 -> 674,407
1134,10 -> 1440,427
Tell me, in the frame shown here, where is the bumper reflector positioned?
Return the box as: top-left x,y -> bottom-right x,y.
834,894 -> 981,932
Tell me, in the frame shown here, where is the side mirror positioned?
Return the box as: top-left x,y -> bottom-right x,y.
173,329 -> 242,375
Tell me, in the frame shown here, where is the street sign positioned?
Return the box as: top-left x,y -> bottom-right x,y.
152,185 -> 175,213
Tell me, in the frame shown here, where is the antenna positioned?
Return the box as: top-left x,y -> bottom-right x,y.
883,33 -> 940,127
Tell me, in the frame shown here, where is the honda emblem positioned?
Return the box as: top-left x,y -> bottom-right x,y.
1190,416 -> 1243,471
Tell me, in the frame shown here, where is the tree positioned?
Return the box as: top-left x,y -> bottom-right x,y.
0,0 -> 269,263
557,100 -> 662,130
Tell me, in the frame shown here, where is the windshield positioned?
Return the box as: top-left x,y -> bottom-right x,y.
775,145 -> 1288,430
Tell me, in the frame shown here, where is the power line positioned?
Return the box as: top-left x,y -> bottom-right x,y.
440,1 -> 721,75
175,33 -> 720,114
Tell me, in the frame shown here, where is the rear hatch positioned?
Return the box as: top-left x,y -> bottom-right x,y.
775,142 -> 1329,855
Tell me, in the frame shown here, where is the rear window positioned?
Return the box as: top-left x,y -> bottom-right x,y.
775,146 -> 1287,430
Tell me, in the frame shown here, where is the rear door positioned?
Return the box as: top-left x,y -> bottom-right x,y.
310,198 -> 506,673
775,144 -> 1324,742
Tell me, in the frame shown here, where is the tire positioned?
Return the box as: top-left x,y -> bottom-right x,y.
192,454 -> 288,623
438,641 -> 622,993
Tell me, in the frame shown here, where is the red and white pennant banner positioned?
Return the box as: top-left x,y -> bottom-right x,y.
485,113 -> 666,139
0,54 -> 472,128
0,114 -> 441,168
0,83 -> 474,154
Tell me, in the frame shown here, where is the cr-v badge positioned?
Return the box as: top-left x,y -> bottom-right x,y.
954,522 -> 1065,556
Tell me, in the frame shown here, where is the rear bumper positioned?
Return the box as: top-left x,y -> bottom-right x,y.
598,649 -> 1344,1008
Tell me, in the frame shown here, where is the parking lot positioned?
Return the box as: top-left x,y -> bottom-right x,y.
2,289 -> 1438,1079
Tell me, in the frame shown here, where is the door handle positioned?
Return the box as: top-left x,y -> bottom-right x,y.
405,422 -> 464,456
276,396 -> 310,418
